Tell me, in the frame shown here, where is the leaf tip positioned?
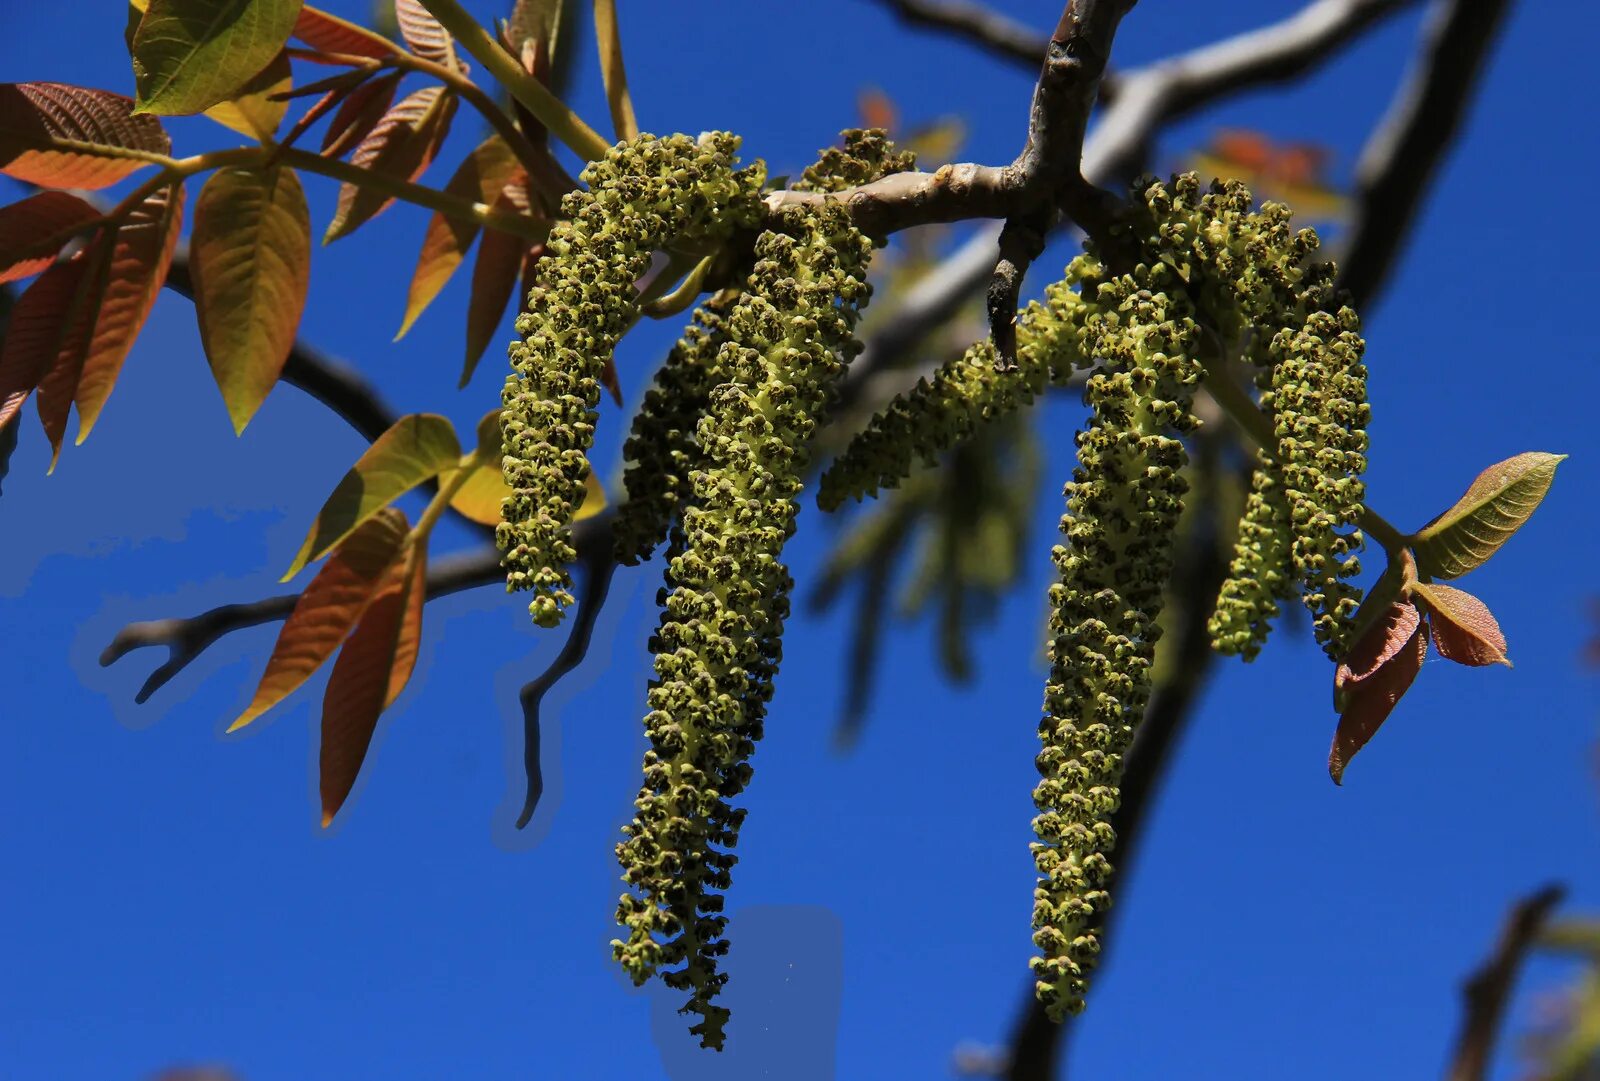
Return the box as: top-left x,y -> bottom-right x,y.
321,809 -> 336,828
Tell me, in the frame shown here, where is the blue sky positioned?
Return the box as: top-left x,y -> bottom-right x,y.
2,2 -> 1597,1079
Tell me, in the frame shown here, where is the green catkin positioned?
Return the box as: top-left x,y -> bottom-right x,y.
610,130 -> 913,566
816,258 -> 1099,510
1198,196 -> 1367,658
1206,455 -> 1297,659
1143,176 -> 1369,660
499,133 -> 764,625
613,202 -> 874,1048
612,292 -> 739,564
1265,304 -> 1368,657
1031,249 -> 1202,1021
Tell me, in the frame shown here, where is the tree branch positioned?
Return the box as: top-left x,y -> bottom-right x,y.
874,0 -> 1050,69
98,545 -> 505,704
1337,0 -> 1515,309
767,0 -> 1132,242
1444,884 -> 1566,1081
840,0 -> 1420,405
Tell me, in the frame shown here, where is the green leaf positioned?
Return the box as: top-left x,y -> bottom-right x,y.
283,413 -> 461,580
132,0 -> 303,116
441,408 -> 605,527
1412,452 -> 1565,579
202,47 -> 291,139
190,166 -> 311,433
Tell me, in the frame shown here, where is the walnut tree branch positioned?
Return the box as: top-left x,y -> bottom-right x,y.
768,0 -> 1132,239
839,0 -> 1419,406
99,546 -> 504,703
874,0 -> 1050,69
1444,884 -> 1565,1081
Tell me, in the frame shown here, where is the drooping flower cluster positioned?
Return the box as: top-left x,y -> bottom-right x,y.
499,133 -> 764,625
1030,207 -> 1204,1019
817,258 -> 1098,510
810,175 -> 1372,1021
1180,181 -> 1369,659
612,130 -> 914,564
612,200 -> 875,1048
513,144 -> 1375,1042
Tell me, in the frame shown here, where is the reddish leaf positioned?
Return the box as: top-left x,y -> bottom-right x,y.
1413,582 -> 1511,668
1334,600 -> 1422,707
395,0 -> 457,67
396,136 -> 520,339
325,85 -> 457,242
461,182 -> 530,386
319,540 -> 426,825
384,539 -> 426,707
35,236 -> 113,467
74,182 -> 184,441
229,507 -> 408,733
503,0 -> 563,59
292,4 -> 400,57
0,256 -> 93,430
319,70 -> 401,159
191,167 -> 312,433
0,192 -> 102,284
0,82 -> 170,190
1328,622 -> 1428,784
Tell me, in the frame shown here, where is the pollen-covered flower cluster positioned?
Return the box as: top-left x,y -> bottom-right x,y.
612,130 -> 915,564
499,133 -> 764,625
816,258 -> 1098,510
612,200 -> 874,1049
1030,237 -> 1202,1020
1177,181 -> 1370,659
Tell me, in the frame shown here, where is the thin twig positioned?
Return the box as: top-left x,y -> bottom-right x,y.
515,514 -> 617,827
1444,884 -> 1566,1081
99,547 -> 505,704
